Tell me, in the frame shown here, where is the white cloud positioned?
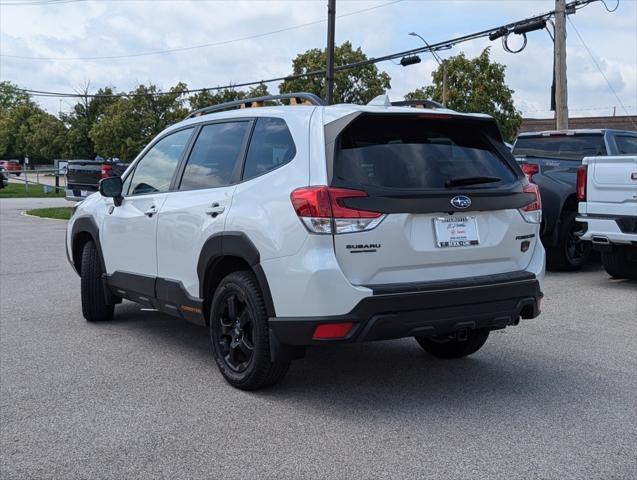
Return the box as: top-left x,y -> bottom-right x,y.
0,0 -> 635,120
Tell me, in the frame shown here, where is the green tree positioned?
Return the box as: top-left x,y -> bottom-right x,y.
279,41 -> 391,104
63,86 -> 117,159
188,83 -> 270,111
90,83 -> 189,160
405,48 -> 522,141
0,81 -> 31,113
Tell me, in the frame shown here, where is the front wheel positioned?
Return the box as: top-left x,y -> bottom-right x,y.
415,329 -> 490,359
80,241 -> 114,322
209,271 -> 289,390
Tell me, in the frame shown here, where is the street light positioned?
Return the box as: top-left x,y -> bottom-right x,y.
408,32 -> 448,106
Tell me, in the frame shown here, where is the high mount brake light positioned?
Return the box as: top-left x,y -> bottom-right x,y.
576,165 -> 587,201
290,186 -> 384,234
519,182 -> 542,224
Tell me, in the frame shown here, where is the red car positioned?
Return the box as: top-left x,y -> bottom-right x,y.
0,160 -> 21,176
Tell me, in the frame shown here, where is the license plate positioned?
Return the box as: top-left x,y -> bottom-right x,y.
80,190 -> 88,197
434,216 -> 480,248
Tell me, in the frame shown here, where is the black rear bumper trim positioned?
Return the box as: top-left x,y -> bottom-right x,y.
269,276 -> 542,346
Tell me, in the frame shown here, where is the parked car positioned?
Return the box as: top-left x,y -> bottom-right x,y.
65,159 -> 129,201
67,93 -> 545,390
513,129 -> 637,270
0,159 -> 21,176
577,154 -> 637,279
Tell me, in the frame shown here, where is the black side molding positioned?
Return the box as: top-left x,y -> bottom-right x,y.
197,231 -> 276,317
70,216 -> 104,274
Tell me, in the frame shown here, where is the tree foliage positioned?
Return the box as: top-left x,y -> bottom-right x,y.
62,86 -> 117,159
405,48 -> 522,141
279,41 -> 391,104
90,83 -> 190,160
188,83 -> 270,111
0,82 -> 66,162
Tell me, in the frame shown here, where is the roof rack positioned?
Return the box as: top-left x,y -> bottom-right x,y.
391,99 -> 444,109
185,92 -> 326,119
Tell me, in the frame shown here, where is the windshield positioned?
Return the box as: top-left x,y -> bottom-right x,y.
333,115 -> 517,190
513,134 -> 606,160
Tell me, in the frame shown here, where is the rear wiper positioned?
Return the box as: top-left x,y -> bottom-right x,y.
445,176 -> 502,188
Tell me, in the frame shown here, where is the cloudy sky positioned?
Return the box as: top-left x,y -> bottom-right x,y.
0,0 -> 635,118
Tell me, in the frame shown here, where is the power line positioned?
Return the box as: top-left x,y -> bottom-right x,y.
15,0 -> 608,100
0,0 -> 403,60
566,16 -> 635,127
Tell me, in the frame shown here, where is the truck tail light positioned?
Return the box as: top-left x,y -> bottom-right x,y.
290,186 -> 384,234
576,165 -> 587,201
519,182 -> 542,224
520,162 -> 540,182
100,164 -> 112,180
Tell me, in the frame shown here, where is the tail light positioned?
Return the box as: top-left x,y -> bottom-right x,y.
519,182 -> 542,224
520,162 -> 539,182
100,164 -> 112,180
290,186 -> 384,234
576,165 -> 587,201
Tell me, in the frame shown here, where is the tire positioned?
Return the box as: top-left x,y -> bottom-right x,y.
209,271 -> 289,390
80,241 -> 114,322
601,247 -> 637,280
415,329 -> 490,359
547,210 -> 591,271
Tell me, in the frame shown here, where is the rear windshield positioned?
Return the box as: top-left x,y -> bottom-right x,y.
513,134 -> 606,160
333,115 -> 517,190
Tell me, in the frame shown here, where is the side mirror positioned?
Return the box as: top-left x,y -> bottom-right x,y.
99,176 -> 123,206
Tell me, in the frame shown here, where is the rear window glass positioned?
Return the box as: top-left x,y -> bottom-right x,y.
513,134 -> 606,160
333,115 -> 516,190
615,135 -> 637,155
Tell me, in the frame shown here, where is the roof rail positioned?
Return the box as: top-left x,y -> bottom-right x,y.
391,99 -> 444,109
185,92 -> 326,119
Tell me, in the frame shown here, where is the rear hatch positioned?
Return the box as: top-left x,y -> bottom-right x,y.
327,113 -> 540,286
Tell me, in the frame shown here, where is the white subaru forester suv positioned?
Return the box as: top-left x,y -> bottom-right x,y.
66,93 -> 545,390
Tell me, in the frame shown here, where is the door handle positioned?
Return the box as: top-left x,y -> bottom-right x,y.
144,205 -> 158,217
205,203 -> 225,218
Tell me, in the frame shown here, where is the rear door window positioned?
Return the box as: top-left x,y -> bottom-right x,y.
513,134 -> 607,160
333,115 -> 517,190
179,121 -> 251,190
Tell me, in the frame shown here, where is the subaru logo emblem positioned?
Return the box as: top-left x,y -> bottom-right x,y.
451,195 -> 471,209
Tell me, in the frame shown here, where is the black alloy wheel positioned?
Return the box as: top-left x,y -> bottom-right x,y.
216,292 -> 255,373
209,271 -> 290,390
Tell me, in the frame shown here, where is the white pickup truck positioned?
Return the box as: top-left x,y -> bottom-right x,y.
577,155 -> 637,279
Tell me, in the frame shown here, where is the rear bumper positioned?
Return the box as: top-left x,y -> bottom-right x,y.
269,273 -> 542,346
577,214 -> 637,248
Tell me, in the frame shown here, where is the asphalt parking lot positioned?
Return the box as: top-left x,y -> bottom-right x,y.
1,198 -> 636,480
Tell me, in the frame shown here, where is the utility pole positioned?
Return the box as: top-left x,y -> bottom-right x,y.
325,0 -> 336,105
554,0 -> 569,130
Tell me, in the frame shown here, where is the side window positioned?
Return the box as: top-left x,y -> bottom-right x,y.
179,122 -> 250,190
615,136 -> 637,155
242,117 -> 296,180
128,128 -> 193,196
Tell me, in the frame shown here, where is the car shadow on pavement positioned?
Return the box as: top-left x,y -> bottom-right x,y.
105,302 -> 614,419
